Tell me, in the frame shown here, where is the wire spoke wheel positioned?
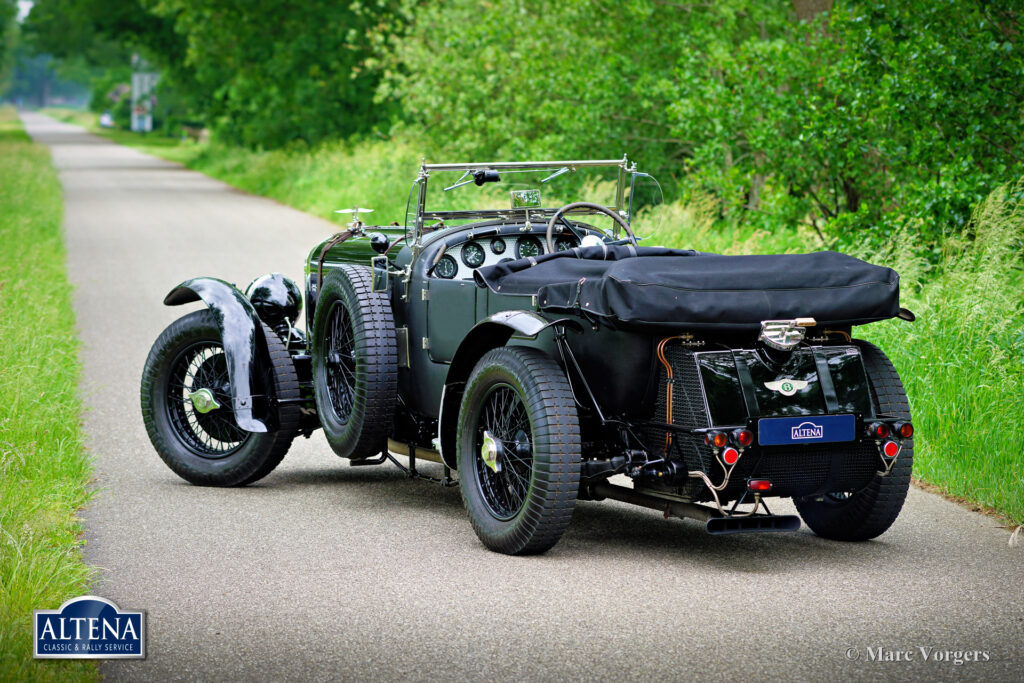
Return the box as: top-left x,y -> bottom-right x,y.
457,347 -> 581,555
141,309 -> 300,486
166,341 -> 247,458
474,384 -> 533,520
324,302 -> 357,423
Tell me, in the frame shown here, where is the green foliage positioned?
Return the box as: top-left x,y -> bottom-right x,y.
0,0 -> 16,92
385,0 -> 1024,248
0,107 -> 96,682
859,180 -> 1024,524
22,0 -> 180,67
22,0 -> 1024,243
143,0 -> 401,148
381,0 -> 728,182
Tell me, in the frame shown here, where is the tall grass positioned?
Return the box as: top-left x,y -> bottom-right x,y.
860,182 -> 1024,524
0,107 -> 96,681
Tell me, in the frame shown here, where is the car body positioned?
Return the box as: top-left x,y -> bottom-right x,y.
141,157 -> 914,554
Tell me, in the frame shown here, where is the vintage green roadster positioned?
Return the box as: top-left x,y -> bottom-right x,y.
141,157 -> 915,554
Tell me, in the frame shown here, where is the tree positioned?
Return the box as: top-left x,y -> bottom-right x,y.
0,0 -> 16,93
384,0 -> 1024,245
145,0 -> 401,147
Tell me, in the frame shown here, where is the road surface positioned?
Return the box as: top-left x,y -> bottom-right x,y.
22,112 -> 1023,682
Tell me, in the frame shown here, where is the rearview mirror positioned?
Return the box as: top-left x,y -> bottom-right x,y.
371,255 -> 390,293
511,189 -> 541,209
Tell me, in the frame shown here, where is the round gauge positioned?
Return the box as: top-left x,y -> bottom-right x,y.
555,235 -> 578,252
516,235 -> 543,259
434,254 -> 458,279
490,237 -> 506,255
461,241 -> 486,268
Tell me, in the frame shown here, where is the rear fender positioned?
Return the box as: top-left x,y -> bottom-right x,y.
163,277 -> 268,433
437,311 -> 581,469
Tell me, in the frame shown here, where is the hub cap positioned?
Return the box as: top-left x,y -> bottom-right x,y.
188,387 -> 221,414
166,342 -> 246,458
474,384 -> 533,520
481,430 -> 501,473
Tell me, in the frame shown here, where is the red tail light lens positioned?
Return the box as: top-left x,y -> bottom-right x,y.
709,431 -> 728,449
896,422 -> 914,438
721,447 -> 739,465
734,429 -> 754,447
870,422 -> 890,439
748,479 -> 772,492
882,441 -> 899,458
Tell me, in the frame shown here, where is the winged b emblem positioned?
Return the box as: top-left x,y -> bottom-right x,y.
764,379 -> 809,397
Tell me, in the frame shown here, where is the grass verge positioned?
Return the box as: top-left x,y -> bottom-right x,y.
41,107 -> 1023,527
0,107 -> 96,681
861,182 -> 1024,526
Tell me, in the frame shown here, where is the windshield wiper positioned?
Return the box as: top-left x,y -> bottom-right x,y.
444,169 -> 501,192
541,166 -> 571,184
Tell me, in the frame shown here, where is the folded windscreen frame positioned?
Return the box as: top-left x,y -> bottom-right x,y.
474,246 -> 901,332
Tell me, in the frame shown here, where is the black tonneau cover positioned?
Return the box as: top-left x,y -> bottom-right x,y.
473,245 -> 900,331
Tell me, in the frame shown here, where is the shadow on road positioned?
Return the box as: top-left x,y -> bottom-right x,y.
156,461 -> 902,572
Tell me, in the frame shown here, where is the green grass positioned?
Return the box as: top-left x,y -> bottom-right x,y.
860,184 -> 1024,525
0,107 -> 97,681
42,107 -> 1023,526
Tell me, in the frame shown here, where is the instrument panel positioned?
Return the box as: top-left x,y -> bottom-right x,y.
432,232 -> 581,280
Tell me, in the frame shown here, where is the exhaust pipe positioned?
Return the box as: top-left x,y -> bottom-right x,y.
586,482 -> 800,535
705,514 -> 801,535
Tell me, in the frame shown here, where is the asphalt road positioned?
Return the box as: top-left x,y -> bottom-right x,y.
22,112 -> 1023,682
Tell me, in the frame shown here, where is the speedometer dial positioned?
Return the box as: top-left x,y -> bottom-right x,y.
555,236 -> 578,252
434,254 -> 458,279
516,235 -> 543,259
461,241 -> 486,268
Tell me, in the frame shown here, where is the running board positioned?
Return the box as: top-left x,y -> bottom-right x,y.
705,514 -> 801,535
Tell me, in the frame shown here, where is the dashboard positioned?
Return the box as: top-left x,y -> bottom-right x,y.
432,232 -> 582,280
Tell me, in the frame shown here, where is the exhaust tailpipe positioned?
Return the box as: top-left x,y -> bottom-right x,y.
586,482 -> 801,535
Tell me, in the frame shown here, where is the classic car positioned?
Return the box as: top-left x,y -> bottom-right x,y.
141,157 -> 915,554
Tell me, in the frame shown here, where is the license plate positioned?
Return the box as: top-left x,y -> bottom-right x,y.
757,414 -> 856,446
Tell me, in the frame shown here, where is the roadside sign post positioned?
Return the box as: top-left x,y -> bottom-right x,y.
131,54 -> 159,134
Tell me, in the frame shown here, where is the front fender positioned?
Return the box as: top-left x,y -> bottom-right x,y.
164,277 -> 267,433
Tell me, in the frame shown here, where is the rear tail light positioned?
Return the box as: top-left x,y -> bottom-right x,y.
706,431 -> 728,449
870,422 -> 890,439
882,441 -> 900,458
734,429 -> 754,447
721,447 -> 740,465
748,479 -> 772,492
895,422 -> 914,438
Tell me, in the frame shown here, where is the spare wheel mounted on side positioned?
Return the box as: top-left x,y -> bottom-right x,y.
312,265 -> 398,461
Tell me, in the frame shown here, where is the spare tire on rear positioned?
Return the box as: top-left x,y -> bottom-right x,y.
311,265 -> 398,460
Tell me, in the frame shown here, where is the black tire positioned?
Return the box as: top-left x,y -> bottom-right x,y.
794,340 -> 913,541
457,347 -> 581,555
311,266 -> 398,460
141,310 -> 300,486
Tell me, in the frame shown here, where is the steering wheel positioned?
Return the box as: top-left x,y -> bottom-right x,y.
545,202 -> 636,253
